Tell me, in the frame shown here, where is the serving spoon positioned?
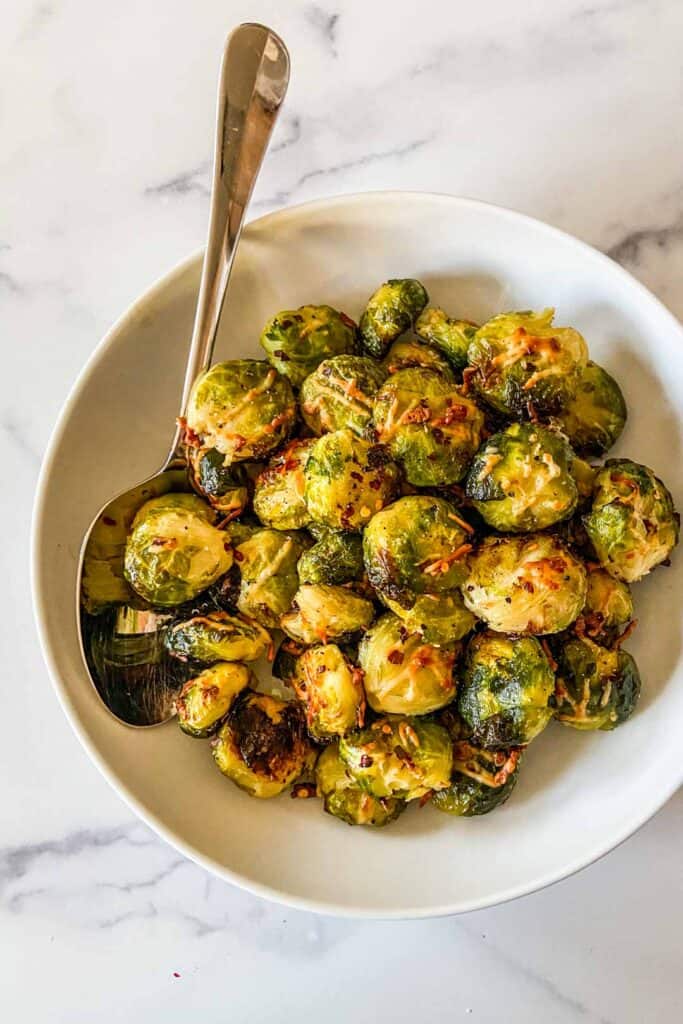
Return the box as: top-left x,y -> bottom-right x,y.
77,24 -> 290,726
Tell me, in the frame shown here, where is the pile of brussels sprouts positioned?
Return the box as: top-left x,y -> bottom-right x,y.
116,279 -> 679,827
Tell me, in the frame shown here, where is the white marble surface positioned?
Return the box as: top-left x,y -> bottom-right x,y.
3,0 -> 683,1019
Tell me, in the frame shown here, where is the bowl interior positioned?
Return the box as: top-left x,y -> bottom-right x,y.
33,193 -> 683,916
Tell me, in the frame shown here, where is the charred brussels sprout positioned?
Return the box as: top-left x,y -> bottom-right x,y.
340,716 -> 452,800
292,644 -> 365,741
583,459 -> 679,582
165,610 -> 270,663
383,592 -> 475,645
212,692 -> 315,798
381,337 -> 454,378
280,584 -> 375,644
358,612 -> 456,715
551,361 -> 627,455
124,493 -> 233,607
363,496 -> 472,607
300,355 -> 386,437
373,368 -> 484,486
466,309 -> 588,416
553,636 -> 641,730
233,528 -> 307,629
303,429 -> 399,531
297,529 -> 364,586
463,533 -> 587,635
581,568 -> 633,644
187,447 -> 252,517
259,305 -> 357,387
414,307 -> 477,373
186,360 -> 296,464
465,423 -> 579,532
315,744 -> 406,826
458,631 -> 555,747
252,439 -> 314,531
359,278 -> 429,358
431,725 -> 522,816
175,662 -> 251,737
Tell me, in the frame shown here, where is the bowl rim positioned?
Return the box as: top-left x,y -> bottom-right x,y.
30,189 -> 683,919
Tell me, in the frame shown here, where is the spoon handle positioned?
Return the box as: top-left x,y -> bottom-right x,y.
168,23 -> 290,462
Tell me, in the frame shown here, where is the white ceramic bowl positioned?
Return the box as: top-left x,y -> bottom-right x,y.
32,192 -> 683,918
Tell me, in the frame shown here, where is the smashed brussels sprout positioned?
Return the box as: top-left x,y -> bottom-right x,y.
463,533 -> 587,634
340,716 -> 453,800
212,692 -> 315,798
358,612 -> 456,715
259,305 -> 357,387
175,662 -> 251,737
124,493 -> 233,607
465,423 -> 578,532
431,723 -> 522,816
252,439 -> 314,530
363,495 -> 472,607
581,568 -> 633,644
300,355 -> 386,437
315,744 -> 406,826
359,278 -> 428,358
383,591 -> 475,645
165,610 -> 270,663
415,307 -> 477,373
292,643 -> 365,741
186,360 -> 296,464
382,337 -> 454,378
373,368 -> 484,486
187,447 -> 251,517
551,361 -> 627,455
583,459 -> 679,582
297,529 -> 364,586
458,631 -> 555,747
466,309 -> 588,416
303,429 -> 399,531
553,636 -> 641,730
233,528 -> 306,629
280,584 -> 375,644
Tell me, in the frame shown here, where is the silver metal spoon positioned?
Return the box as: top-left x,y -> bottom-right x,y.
77,24 -> 290,726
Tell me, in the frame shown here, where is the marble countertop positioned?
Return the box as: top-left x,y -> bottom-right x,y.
3,0 -> 682,1019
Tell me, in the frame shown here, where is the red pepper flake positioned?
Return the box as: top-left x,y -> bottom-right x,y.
340,311 -> 358,330
540,639 -> 558,672
291,783 -> 317,799
418,789 -> 434,808
102,515 -> 117,526
172,972 -> 181,979
387,649 -> 404,665
233,549 -> 244,562
359,754 -> 373,768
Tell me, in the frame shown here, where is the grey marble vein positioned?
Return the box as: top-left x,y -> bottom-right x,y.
0,417 -> 43,467
144,163 -> 210,198
305,5 -> 340,57
98,857 -> 188,894
0,824 -> 155,890
606,213 -> 683,265
255,135 -> 434,208
455,918 -> 616,1024
0,270 -> 23,294
272,114 -> 302,154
